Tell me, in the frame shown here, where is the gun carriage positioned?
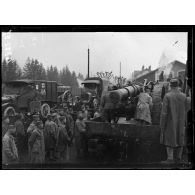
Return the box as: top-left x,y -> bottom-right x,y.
83,81 -> 167,163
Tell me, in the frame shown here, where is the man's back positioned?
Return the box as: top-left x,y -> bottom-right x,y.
15,120 -> 25,136
166,89 -> 186,115
100,92 -> 114,110
160,88 -> 191,147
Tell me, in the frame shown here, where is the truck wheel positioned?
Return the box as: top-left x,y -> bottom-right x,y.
41,103 -> 50,118
3,106 -> 16,117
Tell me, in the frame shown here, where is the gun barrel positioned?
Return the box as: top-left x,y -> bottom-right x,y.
109,85 -> 141,104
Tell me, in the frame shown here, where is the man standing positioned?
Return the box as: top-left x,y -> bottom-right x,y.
27,114 -> 40,160
15,114 -> 25,162
2,125 -> 18,165
27,115 -> 40,135
75,112 -> 87,158
100,87 -> 116,123
2,115 -> 10,138
160,78 -> 191,163
28,121 -> 45,163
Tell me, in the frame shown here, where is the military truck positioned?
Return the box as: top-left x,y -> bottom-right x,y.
2,79 -> 58,117
81,77 -> 112,101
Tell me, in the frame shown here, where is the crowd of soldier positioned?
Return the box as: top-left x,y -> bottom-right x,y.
2,97 -> 102,165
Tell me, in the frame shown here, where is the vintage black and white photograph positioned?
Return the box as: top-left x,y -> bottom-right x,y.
1,26 -> 193,169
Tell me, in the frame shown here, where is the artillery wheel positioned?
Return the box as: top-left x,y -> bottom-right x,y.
3,106 -> 16,117
40,103 -> 51,118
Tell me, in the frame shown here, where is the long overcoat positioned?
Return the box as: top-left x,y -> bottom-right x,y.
56,124 -> 69,152
160,88 -> 191,147
135,92 -> 153,124
44,120 -> 58,150
2,134 -> 18,164
28,127 -> 45,163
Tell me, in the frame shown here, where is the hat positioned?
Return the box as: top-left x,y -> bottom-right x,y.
59,111 -> 64,116
170,78 -> 179,87
36,120 -> 42,126
33,114 -> 40,120
8,124 -> 16,130
51,113 -> 57,117
15,113 -> 22,120
59,116 -> 65,121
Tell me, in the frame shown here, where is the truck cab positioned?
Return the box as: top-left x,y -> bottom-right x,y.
81,77 -> 111,100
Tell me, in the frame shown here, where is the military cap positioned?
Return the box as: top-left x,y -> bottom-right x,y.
8,124 -> 16,130
59,110 -> 65,116
51,113 -> 57,117
59,115 -> 65,121
15,113 -> 22,120
35,120 -> 43,126
170,78 -> 179,87
32,115 -> 40,121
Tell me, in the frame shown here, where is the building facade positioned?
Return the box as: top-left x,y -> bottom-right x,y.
135,60 -> 186,83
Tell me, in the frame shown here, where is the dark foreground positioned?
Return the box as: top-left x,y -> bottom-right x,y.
2,121 -> 194,170
2,142 -> 193,170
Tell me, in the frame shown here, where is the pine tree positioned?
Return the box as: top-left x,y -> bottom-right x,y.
71,71 -> 79,87
47,65 -> 59,82
23,58 -> 46,80
4,59 -> 22,81
2,58 -> 7,82
78,72 -> 84,80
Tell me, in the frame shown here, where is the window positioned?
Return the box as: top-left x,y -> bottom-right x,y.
41,83 -> 45,89
177,69 -> 185,79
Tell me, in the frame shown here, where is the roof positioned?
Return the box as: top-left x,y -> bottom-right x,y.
5,79 -> 34,84
5,79 -> 57,84
57,85 -> 71,88
82,80 -> 101,85
170,60 -> 186,67
136,68 -> 159,80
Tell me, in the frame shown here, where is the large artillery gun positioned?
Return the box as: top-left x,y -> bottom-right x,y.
108,84 -> 141,120
109,84 -> 141,104
85,81 -> 169,163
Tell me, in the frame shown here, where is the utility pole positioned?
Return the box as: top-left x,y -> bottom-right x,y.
88,48 -> 90,78
120,62 -> 121,86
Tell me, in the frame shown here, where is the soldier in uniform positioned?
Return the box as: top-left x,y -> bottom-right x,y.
160,78 -> 191,163
28,120 -> 45,163
15,114 -> 25,162
27,114 -> 41,160
75,112 -> 87,158
2,115 -> 10,138
44,114 -> 58,161
2,125 -> 18,165
135,86 -> 153,125
56,116 -> 70,160
100,86 -> 117,123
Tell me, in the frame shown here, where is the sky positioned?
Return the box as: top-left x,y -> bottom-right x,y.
2,32 -> 187,79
